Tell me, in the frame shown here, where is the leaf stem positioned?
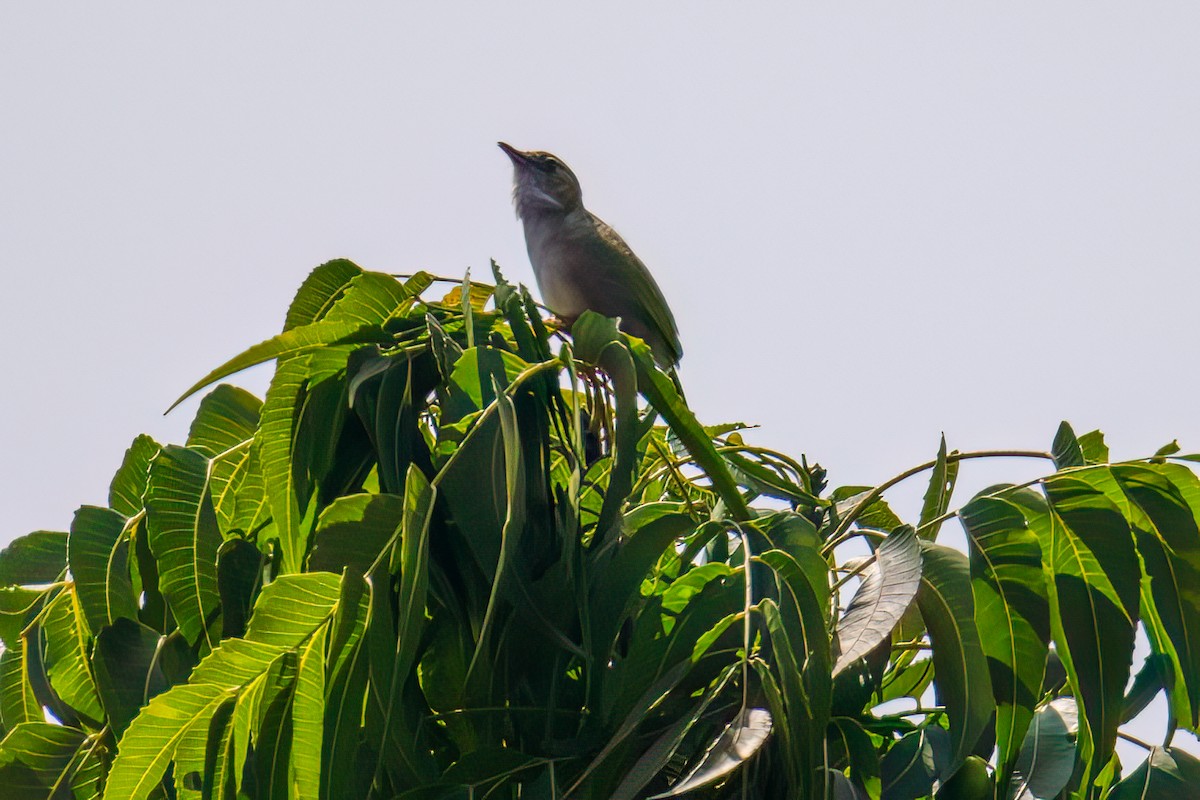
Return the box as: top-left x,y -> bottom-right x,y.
823,450 -> 1054,554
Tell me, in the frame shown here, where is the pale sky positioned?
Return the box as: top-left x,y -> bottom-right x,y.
3,1 -> 1199,761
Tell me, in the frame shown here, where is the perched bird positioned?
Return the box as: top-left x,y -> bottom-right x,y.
498,142 -> 683,369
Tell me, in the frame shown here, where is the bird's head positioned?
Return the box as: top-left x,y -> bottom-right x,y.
498,142 -> 583,218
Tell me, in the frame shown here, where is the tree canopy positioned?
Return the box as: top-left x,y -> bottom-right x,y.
1,260 -> 1198,799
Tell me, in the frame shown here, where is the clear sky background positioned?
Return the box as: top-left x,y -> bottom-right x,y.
3,2 -> 1199,763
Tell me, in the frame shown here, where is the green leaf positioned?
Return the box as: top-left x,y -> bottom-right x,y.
104,573 -> 345,800
308,493 -> 404,576
615,320 -> 751,522
0,721 -> 95,797
186,384 -> 260,458
916,541 -> 993,771
570,313 -> 639,546
0,531 -> 67,586
291,622 -> 329,799
589,506 -> 696,665
1051,421 -> 1085,470
216,538 -> 262,640
829,487 -> 904,535
0,642 -> 41,729
284,258 -> 364,330
918,435 -> 959,540
145,445 -> 222,649
92,618 -> 170,737
109,434 -> 161,518
1039,474 -> 1140,784
1108,746 -> 1200,799
832,526 -> 922,676
880,728 -> 940,800
169,319 -> 387,412
254,347 -> 353,574
68,505 -> 138,632
1079,430 -> 1110,465
959,487 -> 1050,791
936,754 -> 993,800
0,587 -> 46,652
42,587 -> 104,724
1110,464 -> 1200,729
1009,697 -> 1078,800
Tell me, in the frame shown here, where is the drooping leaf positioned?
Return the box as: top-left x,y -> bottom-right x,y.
1109,464 -> 1200,728
144,445 -> 222,649
959,486 -> 1050,791
68,505 -> 137,632
253,347 -> 351,574
619,323 -> 751,522
916,541 -> 993,771
570,313 -> 639,547
832,526 -> 922,676
103,573 -> 345,800
41,587 -> 104,724
308,493 -> 404,576
1039,474 -> 1139,785
216,538 -> 262,640
0,642 -> 41,730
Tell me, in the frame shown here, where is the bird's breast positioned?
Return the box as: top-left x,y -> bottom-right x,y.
522,217 -> 591,319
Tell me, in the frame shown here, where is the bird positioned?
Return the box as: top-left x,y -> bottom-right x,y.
498,142 -> 683,370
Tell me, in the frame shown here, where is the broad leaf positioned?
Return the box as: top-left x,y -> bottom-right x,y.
833,526 -> 922,676
916,541 -> 993,771
0,531 -> 67,586
1108,746 -> 1200,799
1039,475 -> 1139,785
108,434 -> 161,518
145,445 -> 222,649
960,487 -> 1050,791
1009,697 -> 1078,800
68,505 -> 137,632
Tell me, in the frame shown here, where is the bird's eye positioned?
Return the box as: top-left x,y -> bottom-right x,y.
541,159 -> 558,172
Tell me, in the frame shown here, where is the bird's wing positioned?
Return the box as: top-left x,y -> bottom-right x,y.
577,215 -> 683,366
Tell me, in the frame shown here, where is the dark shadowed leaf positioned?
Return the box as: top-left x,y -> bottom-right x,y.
92,617 -> 169,737
1050,422 -> 1084,470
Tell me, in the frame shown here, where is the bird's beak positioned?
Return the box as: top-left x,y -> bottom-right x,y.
498,141 -> 532,166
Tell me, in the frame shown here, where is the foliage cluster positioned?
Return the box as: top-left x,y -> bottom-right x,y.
1,261 -> 1199,799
